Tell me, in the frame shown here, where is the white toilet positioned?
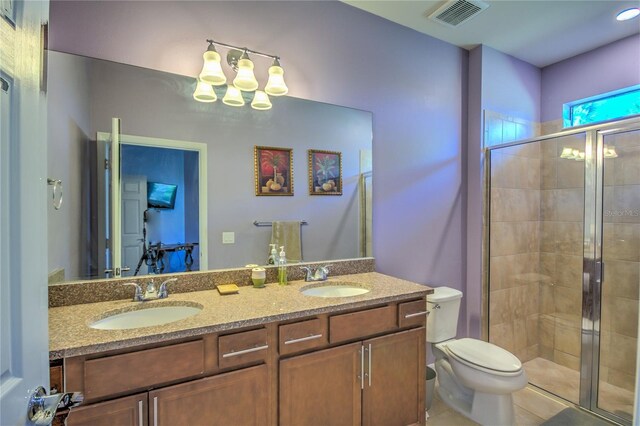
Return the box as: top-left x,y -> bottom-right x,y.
426,287 -> 528,426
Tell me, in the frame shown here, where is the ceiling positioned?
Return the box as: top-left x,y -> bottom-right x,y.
343,0 -> 640,67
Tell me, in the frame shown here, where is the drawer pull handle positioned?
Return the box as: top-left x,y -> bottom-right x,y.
138,400 -> 143,426
284,334 -> 323,345
222,344 -> 268,358
404,310 -> 429,319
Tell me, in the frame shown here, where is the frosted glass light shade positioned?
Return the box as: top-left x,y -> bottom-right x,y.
199,50 -> 227,86
251,90 -> 272,110
233,58 -> 259,92
222,85 -> 245,107
265,64 -> 288,96
193,80 -> 217,102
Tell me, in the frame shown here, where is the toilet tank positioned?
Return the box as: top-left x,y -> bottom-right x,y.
426,286 -> 463,343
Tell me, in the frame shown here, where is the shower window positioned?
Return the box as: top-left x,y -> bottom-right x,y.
564,85 -> 640,128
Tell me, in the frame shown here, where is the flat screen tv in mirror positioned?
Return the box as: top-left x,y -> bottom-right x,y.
147,182 -> 177,210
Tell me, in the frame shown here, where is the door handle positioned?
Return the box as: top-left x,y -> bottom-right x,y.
359,346 -> 364,390
368,343 -> 372,387
121,266 -> 131,272
28,386 -> 83,424
153,396 -> 158,426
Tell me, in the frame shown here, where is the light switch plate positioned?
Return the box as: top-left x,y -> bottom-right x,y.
222,232 -> 235,244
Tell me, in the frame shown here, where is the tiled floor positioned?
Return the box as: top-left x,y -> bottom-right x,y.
426,383 -> 571,425
524,357 -> 634,421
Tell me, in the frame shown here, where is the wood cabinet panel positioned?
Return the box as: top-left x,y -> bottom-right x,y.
398,299 -> 428,328
49,365 -> 63,394
149,364 -> 268,426
84,340 -> 204,400
279,317 -> 328,356
362,328 -> 425,426
329,305 -> 397,344
66,392 -> 147,426
280,342 -> 362,426
218,328 -> 268,369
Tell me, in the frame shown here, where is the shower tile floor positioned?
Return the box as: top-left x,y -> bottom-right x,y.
427,357 -> 633,425
524,357 -> 634,421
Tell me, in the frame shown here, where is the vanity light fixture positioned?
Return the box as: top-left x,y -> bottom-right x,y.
616,7 -> 640,21
194,39 -> 288,110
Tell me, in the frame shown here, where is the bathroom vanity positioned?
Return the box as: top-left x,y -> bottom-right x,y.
49,272 -> 431,425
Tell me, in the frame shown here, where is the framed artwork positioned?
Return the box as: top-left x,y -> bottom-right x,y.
254,146 -> 293,196
308,149 -> 342,195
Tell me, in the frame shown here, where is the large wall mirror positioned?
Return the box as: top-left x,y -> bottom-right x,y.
47,51 -> 373,283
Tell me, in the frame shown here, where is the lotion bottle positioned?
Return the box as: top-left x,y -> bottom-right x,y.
278,246 -> 287,285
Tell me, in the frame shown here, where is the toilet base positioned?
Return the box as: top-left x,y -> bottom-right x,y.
435,358 -> 517,426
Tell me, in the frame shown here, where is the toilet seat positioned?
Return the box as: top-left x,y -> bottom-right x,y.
439,338 -> 523,377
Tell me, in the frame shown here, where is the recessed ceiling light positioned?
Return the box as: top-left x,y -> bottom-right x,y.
616,7 -> 640,21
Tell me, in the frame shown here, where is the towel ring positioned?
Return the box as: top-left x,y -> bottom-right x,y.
47,178 -> 63,210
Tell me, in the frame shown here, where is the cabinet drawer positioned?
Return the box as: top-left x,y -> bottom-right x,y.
330,305 -> 397,343
83,340 -> 204,400
218,328 -> 268,369
398,299 -> 428,328
279,318 -> 328,355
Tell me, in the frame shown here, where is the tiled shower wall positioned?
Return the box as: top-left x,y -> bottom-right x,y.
487,111 -> 542,363
489,123 -> 640,393
489,142 -> 542,363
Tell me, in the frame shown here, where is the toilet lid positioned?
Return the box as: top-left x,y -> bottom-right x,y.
445,338 -> 522,373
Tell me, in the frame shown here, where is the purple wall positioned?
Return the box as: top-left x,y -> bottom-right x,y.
49,1 -> 468,290
541,34 -> 640,122
481,46 -> 541,123
465,45 -> 542,338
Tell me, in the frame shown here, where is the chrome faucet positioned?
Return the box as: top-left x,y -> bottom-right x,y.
123,278 -> 177,302
300,265 -> 332,282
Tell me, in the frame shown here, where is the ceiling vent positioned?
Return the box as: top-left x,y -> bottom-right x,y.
427,0 -> 490,27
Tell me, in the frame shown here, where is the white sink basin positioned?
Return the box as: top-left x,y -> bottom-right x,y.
90,303 -> 203,330
300,282 -> 370,298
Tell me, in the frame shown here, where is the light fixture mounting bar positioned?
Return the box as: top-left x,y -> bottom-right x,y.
206,39 -> 279,61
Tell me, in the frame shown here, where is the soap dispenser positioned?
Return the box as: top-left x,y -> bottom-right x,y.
268,244 -> 278,265
278,246 -> 287,286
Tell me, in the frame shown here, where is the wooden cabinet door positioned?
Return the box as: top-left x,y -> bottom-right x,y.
280,342 -> 362,426
149,364 -> 269,426
66,392 -> 148,426
362,328 -> 425,426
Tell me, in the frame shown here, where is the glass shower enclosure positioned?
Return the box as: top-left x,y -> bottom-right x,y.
486,116 -> 640,424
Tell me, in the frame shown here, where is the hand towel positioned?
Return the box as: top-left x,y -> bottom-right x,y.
270,221 -> 302,263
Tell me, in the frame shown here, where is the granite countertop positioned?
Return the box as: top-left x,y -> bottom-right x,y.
49,272 -> 432,360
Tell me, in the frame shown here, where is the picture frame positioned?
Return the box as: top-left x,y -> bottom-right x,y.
254,146 -> 294,196
308,149 -> 342,195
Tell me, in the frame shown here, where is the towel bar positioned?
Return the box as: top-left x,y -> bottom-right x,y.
253,220 -> 308,227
